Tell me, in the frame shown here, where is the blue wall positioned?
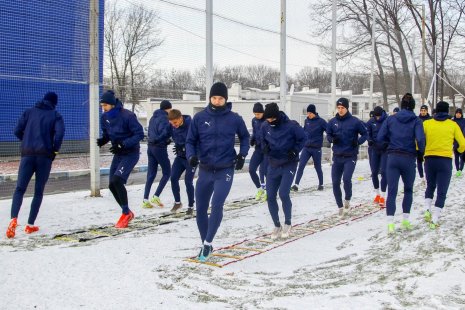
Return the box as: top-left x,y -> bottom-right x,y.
0,0 -> 104,144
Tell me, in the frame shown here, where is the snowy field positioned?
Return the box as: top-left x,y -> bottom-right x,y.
1,159 -> 465,309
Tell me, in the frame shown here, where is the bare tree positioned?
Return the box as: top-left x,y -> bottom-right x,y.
104,0 -> 163,111
405,0 -> 465,104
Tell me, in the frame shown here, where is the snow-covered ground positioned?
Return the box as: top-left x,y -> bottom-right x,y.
1,159 -> 464,309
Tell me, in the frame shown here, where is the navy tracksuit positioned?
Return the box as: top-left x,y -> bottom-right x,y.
249,117 -> 268,188
366,118 -> 374,172
101,101 -> 144,214
170,115 -> 195,207
11,99 -> 65,224
186,102 -> 250,243
295,114 -> 327,186
261,112 -> 305,226
144,109 -> 173,200
424,157 -> 452,209
417,114 -> 431,178
453,116 -> 465,171
327,112 -> 368,208
377,109 -> 425,216
366,112 -> 388,192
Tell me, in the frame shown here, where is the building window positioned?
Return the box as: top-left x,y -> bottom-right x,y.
352,102 -> 359,115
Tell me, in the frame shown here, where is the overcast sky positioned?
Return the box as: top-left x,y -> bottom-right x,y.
117,0 -> 323,75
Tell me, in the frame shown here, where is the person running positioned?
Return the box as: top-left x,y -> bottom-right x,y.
291,104 -> 327,192
249,102 -> 268,201
167,109 -> 196,215
261,103 -> 305,239
377,93 -> 425,233
417,104 -> 432,184
6,92 -> 65,238
365,110 -> 375,177
96,90 -> 144,229
422,101 -> 465,229
366,106 -> 388,208
186,82 -> 250,262
452,108 -> 465,177
326,98 -> 368,216
142,100 -> 173,208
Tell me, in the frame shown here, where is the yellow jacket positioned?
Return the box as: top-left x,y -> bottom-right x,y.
423,117 -> 465,158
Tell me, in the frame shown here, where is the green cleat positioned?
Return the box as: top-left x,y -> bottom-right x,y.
150,195 -> 164,207
423,210 -> 432,223
456,170 -> 462,177
255,188 -> 265,201
429,222 -> 440,230
261,192 -> 267,202
387,223 -> 395,234
141,200 -> 153,209
401,219 -> 413,230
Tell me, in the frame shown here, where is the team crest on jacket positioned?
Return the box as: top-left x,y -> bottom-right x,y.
226,174 -> 231,182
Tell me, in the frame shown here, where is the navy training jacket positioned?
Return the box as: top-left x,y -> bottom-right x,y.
303,114 -> 327,148
366,112 -> 388,154
326,112 -> 368,157
171,115 -> 192,158
377,109 -> 425,157
186,102 -> 250,170
100,101 -> 144,154
147,109 -> 173,147
14,99 -> 65,157
250,117 -> 266,149
261,111 -> 306,167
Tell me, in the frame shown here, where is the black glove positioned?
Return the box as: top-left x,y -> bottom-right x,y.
166,138 -> 172,146
49,150 -> 58,161
352,139 -> 359,147
263,144 -> 270,154
382,142 -> 389,151
417,151 -> 424,162
188,156 -> 199,168
287,149 -> 298,160
173,144 -> 185,156
235,154 -> 245,170
110,142 -> 124,155
96,137 -> 108,147
332,136 -> 340,145
250,138 -> 256,147
368,140 -> 374,147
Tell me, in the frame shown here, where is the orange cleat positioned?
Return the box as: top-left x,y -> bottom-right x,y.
6,218 -> 18,239
373,195 -> 381,203
115,211 -> 135,229
379,197 -> 386,208
24,225 -> 39,234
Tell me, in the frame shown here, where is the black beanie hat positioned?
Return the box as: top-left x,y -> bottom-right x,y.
436,101 -> 449,113
336,97 -> 349,109
160,100 -> 172,110
456,108 -> 463,115
393,107 -> 400,113
420,104 -> 428,111
100,90 -> 117,105
401,93 -> 415,111
209,82 -> 228,101
373,106 -> 384,117
263,102 -> 280,119
43,92 -> 58,106
307,104 -> 316,114
253,102 -> 264,113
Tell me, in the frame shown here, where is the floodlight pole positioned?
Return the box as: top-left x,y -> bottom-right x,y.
206,0 -> 213,103
89,0 -> 100,197
280,0 -> 287,111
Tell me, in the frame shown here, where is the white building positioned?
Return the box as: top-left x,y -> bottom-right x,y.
137,83 -> 456,129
